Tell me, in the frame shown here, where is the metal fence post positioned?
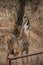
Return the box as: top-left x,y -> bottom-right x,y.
37,55 -> 38,65
9,59 -> 11,65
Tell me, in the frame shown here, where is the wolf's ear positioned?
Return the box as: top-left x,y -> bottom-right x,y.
26,20 -> 30,26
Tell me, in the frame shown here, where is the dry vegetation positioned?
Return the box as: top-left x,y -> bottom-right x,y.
0,0 -> 43,65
